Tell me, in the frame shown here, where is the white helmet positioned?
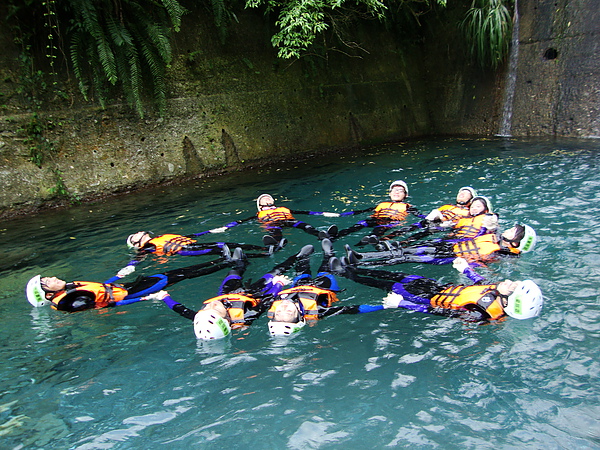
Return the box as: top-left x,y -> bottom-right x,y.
268,320 -> 306,336
26,275 -> 48,307
193,310 -> 231,340
256,194 -> 275,211
126,231 -> 150,249
389,180 -> 408,196
517,225 -> 537,253
504,280 -> 543,319
458,186 -> 477,198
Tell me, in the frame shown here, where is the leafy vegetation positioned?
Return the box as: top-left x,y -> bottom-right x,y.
4,0 -> 513,117
462,0 -> 513,68
6,0 -> 186,118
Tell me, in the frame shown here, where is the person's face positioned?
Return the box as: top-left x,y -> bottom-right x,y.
456,189 -> 473,205
40,276 -> 66,294
129,231 -> 151,249
389,186 -> 406,202
273,300 -> 300,323
258,195 -> 276,211
203,300 -> 229,320
469,199 -> 487,216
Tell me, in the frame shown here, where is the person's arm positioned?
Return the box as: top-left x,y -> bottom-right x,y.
453,257 -> 486,284
142,290 -> 197,320
407,205 -> 425,219
192,215 -> 256,236
318,303 -> 384,318
291,207 -> 374,217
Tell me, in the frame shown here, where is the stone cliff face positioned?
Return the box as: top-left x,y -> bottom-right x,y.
0,1 -> 597,219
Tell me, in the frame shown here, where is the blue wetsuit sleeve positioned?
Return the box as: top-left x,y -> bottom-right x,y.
358,304 -> 385,313
161,294 -> 178,310
463,266 -> 485,284
192,216 -> 255,236
162,294 -> 197,320
340,207 -> 374,216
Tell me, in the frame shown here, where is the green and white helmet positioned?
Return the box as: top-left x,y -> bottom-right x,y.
26,275 -> 48,307
518,225 -> 537,253
268,320 -> 306,336
504,280 -> 543,319
389,180 -> 408,196
193,310 -> 231,340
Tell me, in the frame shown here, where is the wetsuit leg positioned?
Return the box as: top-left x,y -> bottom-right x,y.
341,267 -> 397,292
344,267 -> 443,304
162,259 -> 231,287
266,225 -> 284,242
293,221 -> 321,237
336,221 -> 368,238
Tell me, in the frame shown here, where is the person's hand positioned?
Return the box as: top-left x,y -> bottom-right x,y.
271,275 -> 292,286
453,257 -> 469,273
322,212 -> 340,218
482,214 -> 499,231
117,265 -> 136,278
383,292 -> 404,308
142,290 -> 169,301
209,226 -> 228,233
425,209 -> 443,222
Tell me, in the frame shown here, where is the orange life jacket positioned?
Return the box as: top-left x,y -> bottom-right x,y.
268,286 -> 339,321
371,202 -> 410,221
437,204 -> 470,223
50,281 -> 129,310
453,215 -> 489,239
147,234 -> 196,256
430,284 -> 505,320
257,207 -> 295,224
204,293 -> 261,327
452,234 -> 502,262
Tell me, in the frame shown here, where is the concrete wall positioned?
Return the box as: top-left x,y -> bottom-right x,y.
512,0 -> 600,137
0,0 -> 598,219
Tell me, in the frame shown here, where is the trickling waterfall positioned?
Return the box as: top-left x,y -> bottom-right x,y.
498,0 -> 520,137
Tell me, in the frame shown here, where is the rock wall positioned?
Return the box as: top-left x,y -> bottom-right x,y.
512,0 -> 600,137
0,0 -> 598,219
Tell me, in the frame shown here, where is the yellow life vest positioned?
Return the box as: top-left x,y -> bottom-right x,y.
257,207 -> 295,224
148,234 -> 196,256
437,204 -> 470,223
430,284 -> 505,320
453,215 -> 488,239
371,202 -> 410,221
50,281 -> 129,310
452,234 -> 501,262
204,293 -> 261,327
268,286 -> 339,321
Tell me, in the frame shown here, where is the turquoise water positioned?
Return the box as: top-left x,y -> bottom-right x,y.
1,138 -> 599,449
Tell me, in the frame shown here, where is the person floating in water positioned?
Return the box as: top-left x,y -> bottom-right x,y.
116,231 -> 285,278
378,195 -> 498,247
329,256 -> 543,321
423,186 -> 478,225
327,180 -> 422,242
149,244 -> 316,339
252,194 -> 346,243
347,223 -> 537,267
266,239 -> 391,336
26,256 -> 235,312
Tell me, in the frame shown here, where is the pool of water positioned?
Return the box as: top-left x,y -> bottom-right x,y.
1,137 -> 599,449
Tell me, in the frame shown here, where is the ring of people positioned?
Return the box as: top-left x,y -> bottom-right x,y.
26,182 -> 543,340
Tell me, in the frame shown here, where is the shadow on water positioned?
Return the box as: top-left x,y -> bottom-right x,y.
1,137 -> 600,448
